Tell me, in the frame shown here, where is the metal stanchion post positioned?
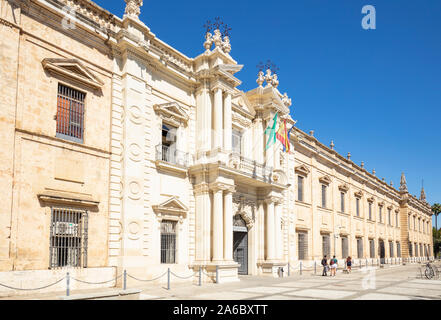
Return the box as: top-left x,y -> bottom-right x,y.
314,261 -> 317,275
167,268 -> 170,290
216,265 -> 219,284
66,272 -> 70,297
300,261 -> 302,275
288,262 -> 290,277
199,268 -> 202,287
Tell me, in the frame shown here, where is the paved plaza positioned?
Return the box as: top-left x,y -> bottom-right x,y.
1,263 -> 440,300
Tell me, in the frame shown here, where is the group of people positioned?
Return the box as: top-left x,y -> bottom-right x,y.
321,255 -> 352,276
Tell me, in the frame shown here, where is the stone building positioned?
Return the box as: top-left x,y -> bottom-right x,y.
0,0 -> 115,292
0,0 -> 433,294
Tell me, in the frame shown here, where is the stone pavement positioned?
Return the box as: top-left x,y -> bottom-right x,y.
1,263 -> 440,300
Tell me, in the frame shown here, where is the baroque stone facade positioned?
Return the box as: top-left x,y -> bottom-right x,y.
0,0 -> 434,294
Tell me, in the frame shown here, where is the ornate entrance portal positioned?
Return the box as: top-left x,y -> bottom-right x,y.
233,215 -> 248,275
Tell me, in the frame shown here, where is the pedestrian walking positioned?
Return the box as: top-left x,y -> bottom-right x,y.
346,256 -> 352,273
330,256 -> 338,276
321,255 -> 329,276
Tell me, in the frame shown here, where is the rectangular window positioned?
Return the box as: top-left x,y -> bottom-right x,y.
232,129 -> 242,155
340,192 -> 345,213
397,242 -> 401,257
50,207 -> 88,269
379,206 -> 382,223
357,238 -> 363,258
369,239 -> 375,258
161,220 -> 177,264
409,242 -> 413,257
356,198 -> 360,217
396,213 -> 399,227
341,236 -> 348,258
389,241 -> 394,258
388,209 -> 391,226
161,124 -> 178,163
297,176 -> 304,202
322,234 -> 331,257
56,84 -> 85,143
413,216 -> 416,230
368,202 -> 372,220
298,232 -> 308,260
321,185 -> 327,208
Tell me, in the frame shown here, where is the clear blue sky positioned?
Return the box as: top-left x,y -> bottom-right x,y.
94,0 -> 441,225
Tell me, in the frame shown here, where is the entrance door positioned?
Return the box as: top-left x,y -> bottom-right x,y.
379,240 -> 385,264
233,231 -> 248,275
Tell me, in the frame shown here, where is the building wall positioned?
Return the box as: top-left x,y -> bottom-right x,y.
0,0 -> 113,273
290,130 -> 433,262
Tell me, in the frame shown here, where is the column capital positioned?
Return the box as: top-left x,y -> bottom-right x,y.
211,85 -> 224,94
194,183 -> 210,195
265,196 -> 283,205
209,182 -> 235,193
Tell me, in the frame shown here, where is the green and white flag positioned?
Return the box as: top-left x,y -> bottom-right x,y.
264,112 -> 278,150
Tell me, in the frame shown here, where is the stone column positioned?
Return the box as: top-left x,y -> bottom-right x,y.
253,118 -> 264,164
223,188 -> 234,262
223,92 -> 232,152
275,202 -> 282,260
264,119 -> 272,167
265,198 -> 275,261
213,88 -> 223,150
274,144 -> 280,169
212,186 -> 224,262
195,84 -> 211,153
194,183 -> 211,262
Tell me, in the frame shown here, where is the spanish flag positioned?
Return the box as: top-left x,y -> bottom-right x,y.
276,119 -> 290,152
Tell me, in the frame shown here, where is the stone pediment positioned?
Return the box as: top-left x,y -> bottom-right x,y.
42,58 -> 104,89
154,102 -> 189,127
245,85 -> 290,116
319,175 -> 332,185
152,197 -> 188,219
232,91 -> 256,116
295,165 -> 310,176
354,190 -> 363,198
218,64 -> 243,75
338,184 -> 349,193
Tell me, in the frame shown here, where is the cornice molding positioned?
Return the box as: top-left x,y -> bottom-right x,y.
42,58 -> 104,89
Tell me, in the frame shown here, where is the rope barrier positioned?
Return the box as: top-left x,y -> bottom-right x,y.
71,274 -> 123,285
0,277 -> 66,291
170,271 -> 198,280
126,271 -> 168,282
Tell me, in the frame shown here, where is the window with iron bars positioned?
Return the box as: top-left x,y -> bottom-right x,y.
49,207 -> 88,269
160,220 -> 177,264
356,237 -> 363,258
56,84 -> 85,143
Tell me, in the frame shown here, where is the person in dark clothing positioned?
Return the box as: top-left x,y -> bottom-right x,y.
321,255 -> 328,276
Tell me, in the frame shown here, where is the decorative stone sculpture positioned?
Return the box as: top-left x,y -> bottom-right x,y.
222,35 -> 231,54
399,172 -> 408,192
204,32 -> 213,51
212,29 -> 222,48
265,69 -> 273,87
124,0 -> 143,19
271,74 -> 279,88
257,71 -> 265,87
420,186 -> 426,202
282,93 -> 292,107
